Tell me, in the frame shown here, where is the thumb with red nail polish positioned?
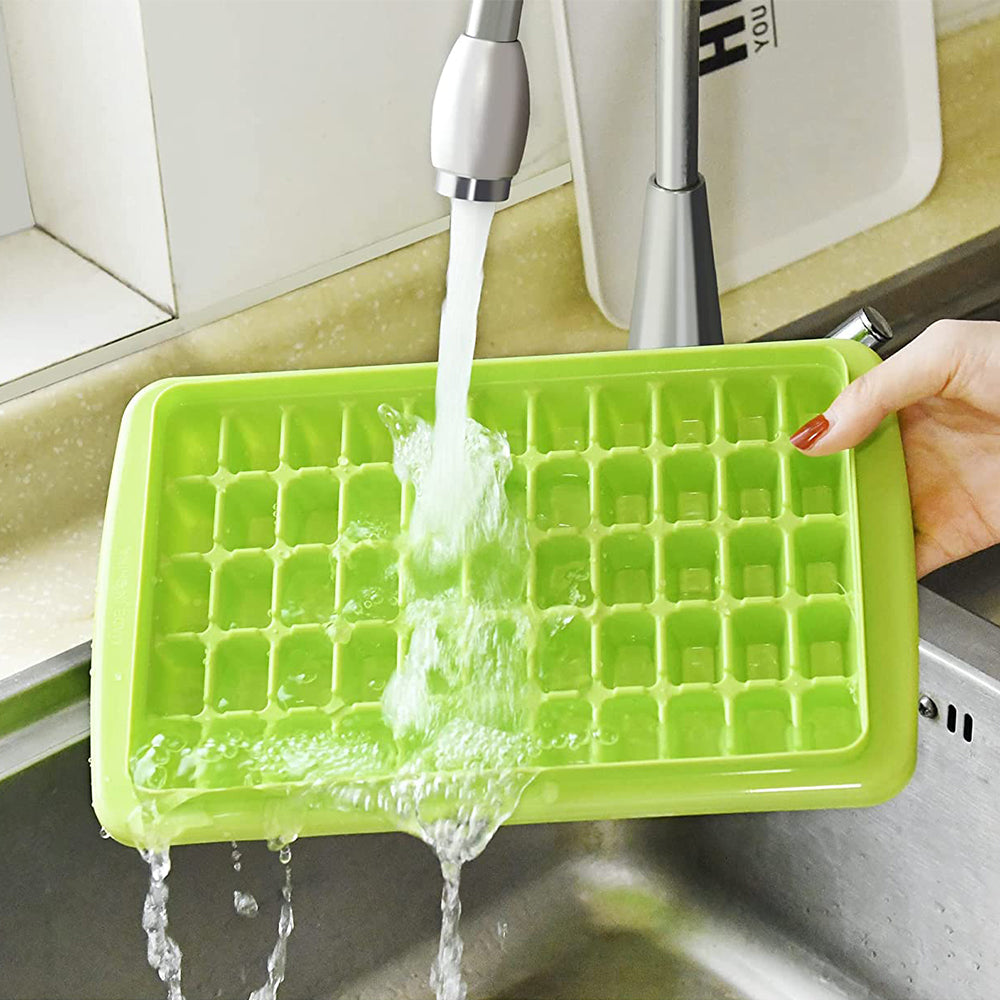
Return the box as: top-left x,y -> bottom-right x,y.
790,413 -> 830,451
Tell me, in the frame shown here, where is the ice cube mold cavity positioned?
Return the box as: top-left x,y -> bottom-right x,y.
92,342 -> 919,846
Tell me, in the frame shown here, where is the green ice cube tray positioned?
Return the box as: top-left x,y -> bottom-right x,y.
92,341 -> 918,846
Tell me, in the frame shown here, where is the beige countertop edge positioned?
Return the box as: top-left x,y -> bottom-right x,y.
1,16 -> 998,680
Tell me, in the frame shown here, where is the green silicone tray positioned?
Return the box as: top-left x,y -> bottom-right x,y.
92,341 -> 918,846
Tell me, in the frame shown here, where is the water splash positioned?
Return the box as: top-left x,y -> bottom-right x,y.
380,402 -> 537,1000
129,408 -> 535,1000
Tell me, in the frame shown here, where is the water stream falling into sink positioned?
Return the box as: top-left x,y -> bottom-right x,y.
131,197 -> 536,1000
140,844 -> 294,1000
140,849 -> 183,1000
248,846 -> 295,1000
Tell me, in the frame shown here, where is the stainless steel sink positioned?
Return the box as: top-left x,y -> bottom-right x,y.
0,589 -> 998,999
4,231 -> 1000,999
925,545 -> 1000,629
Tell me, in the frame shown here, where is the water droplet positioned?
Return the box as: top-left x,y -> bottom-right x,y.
234,890 -> 259,919
279,846 -> 292,866
99,827 -> 110,839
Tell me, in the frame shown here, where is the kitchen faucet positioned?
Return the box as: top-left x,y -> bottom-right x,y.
431,0 -> 725,349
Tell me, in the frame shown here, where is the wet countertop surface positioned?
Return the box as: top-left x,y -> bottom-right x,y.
1,16 -> 999,682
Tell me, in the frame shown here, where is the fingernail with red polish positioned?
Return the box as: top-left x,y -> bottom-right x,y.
790,414 -> 830,451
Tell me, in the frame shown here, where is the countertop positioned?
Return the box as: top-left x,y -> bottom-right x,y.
1,15 -> 999,682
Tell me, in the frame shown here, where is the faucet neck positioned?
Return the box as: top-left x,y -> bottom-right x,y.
656,0 -> 700,192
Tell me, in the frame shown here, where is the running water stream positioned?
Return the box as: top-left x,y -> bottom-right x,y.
141,844 -> 293,1000
135,197 -> 535,1000
379,197 -> 537,1000
140,849 -> 183,1000
413,198 -> 498,562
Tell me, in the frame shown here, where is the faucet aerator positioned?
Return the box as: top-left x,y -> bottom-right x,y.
434,171 -> 512,204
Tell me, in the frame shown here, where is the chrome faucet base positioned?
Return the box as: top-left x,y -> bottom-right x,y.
628,174 -> 724,350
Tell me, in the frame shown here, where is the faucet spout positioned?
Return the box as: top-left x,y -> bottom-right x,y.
431,0 -> 529,203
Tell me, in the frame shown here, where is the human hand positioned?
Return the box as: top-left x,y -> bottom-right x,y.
790,320 -> 1000,577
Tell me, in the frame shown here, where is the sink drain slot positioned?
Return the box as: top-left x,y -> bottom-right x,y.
943,702 -> 974,743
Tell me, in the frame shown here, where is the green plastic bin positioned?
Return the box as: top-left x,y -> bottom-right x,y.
92,340 -> 918,846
